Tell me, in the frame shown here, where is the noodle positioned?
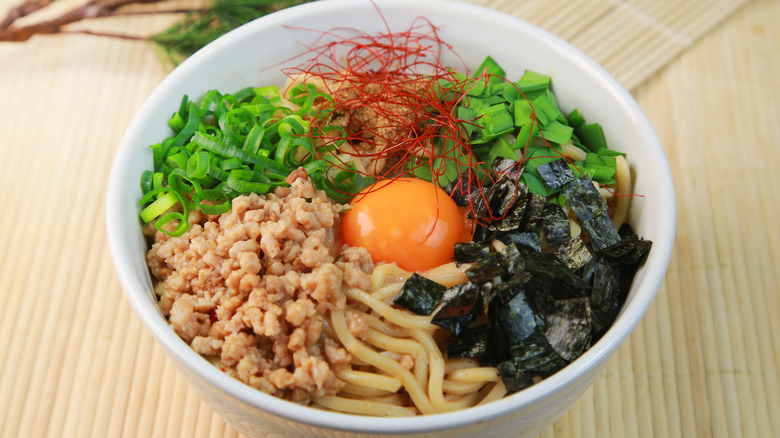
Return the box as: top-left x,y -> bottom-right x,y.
311,262 -> 500,416
611,155 -> 632,229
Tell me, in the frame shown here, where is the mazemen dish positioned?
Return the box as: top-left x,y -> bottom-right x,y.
137,15 -> 652,417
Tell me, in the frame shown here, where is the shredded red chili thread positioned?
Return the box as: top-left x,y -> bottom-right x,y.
274,3 -> 618,227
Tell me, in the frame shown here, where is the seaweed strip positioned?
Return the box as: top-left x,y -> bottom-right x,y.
553,236 -> 593,271
598,224 -> 653,265
541,202 -> 571,246
497,359 -> 534,395
519,192 -> 547,233
393,273 -> 446,316
588,261 -> 622,336
544,298 -> 592,361
561,177 -> 621,251
454,241 -> 490,264
465,252 -> 506,283
446,325 -> 489,359
498,290 -> 567,376
487,175 -> 522,220
518,246 -> 588,296
432,282 -> 482,335
495,231 -> 542,252
537,157 -> 575,190
487,179 -> 528,232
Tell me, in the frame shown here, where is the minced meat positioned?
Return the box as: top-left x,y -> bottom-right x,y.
144,171 -> 374,403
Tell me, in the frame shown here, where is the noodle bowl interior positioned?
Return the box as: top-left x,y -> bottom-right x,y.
140,23 -> 652,416
146,174 -> 505,416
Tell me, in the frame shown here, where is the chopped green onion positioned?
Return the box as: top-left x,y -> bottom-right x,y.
193,188 -> 232,215
516,70 -> 551,93
576,123 -> 607,152
191,131 -> 292,175
186,150 -> 210,179
531,93 -> 563,126
513,99 -> 534,127
139,190 -> 178,223
566,108 -> 585,128
541,120 -> 574,145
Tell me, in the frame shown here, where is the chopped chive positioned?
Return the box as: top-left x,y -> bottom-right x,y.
514,99 -> 534,127
516,70 -> 551,93
541,120 -> 574,145
576,123 -> 607,152
566,108 -> 585,128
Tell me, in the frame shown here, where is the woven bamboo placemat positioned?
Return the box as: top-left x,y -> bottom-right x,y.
1,0 -> 777,437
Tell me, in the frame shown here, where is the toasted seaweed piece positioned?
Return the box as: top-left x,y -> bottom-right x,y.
496,241 -> 524,277
497,359 -> 534,395
432,282 -> 483,335
561,177 -> 605,222
433,313 -> 476,336
393,273 -> 446,316
446,324 -> 489,359
519,192 -> 547,232
553,236 -> 593,271
498,289 -> 567,376
445,176 -> 479,207
465,252 -> 506,283
454,241 -> 491,264
581,214 -> 623,253
435,282 -> 483,318
495,230 -> 542,252
490,156 -> 520,176
487,179 -> 529,232
482,278 -> 524,366
515,247 -> 588,315
588,261 -> 622,336
518,246 -> 588,296
537,157 -> 575,190
544,298 -> 592,361
473,221 -> 493,242
541,202 -> 571,246
599,223 -> 653,265
486,174 -> 521,219
561,177 -> 621,251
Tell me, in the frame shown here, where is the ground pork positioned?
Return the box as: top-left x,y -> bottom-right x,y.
145,172 -> 375,403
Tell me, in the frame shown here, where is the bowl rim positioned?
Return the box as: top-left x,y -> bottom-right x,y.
106,0 -> 676,433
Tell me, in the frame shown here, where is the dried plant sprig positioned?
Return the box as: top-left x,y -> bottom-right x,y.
0,0 -> 311,60
0,0 -> 178,42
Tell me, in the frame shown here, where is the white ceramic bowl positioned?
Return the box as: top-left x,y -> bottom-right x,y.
106,0 -> 676,436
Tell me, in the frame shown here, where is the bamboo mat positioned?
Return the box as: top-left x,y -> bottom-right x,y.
1,0 -> 777,437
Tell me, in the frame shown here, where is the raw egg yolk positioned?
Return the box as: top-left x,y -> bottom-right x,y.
342,178 -> 466,272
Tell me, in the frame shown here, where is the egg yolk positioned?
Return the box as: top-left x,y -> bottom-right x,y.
341,178 -> 467,272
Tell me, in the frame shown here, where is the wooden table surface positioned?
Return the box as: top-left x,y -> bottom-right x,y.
1,0 -> 778,436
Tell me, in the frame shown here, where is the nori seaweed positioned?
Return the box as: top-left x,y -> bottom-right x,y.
544,298 -> 592,361
465,252 -> 506,283
553,236 -> 593,271
516,246 -> 589,298
560,177 -> 621,251
432,282 -> 483,335
519,192 -> 547,233
434,168 -> 653,394
487,178 -> 528,232
486,175 -> 522,220
497,359 -> 534,395
393,273 -> 446,316
588,260 -> 622,336
446,324 -> 489,359
537,157 -> 576,190
454,241 -> 491,264
541,202 -> 571,246
497,290 -> 567,376
494,230 -> 542,252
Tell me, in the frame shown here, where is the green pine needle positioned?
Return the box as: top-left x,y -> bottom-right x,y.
150,0 -> 313,68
